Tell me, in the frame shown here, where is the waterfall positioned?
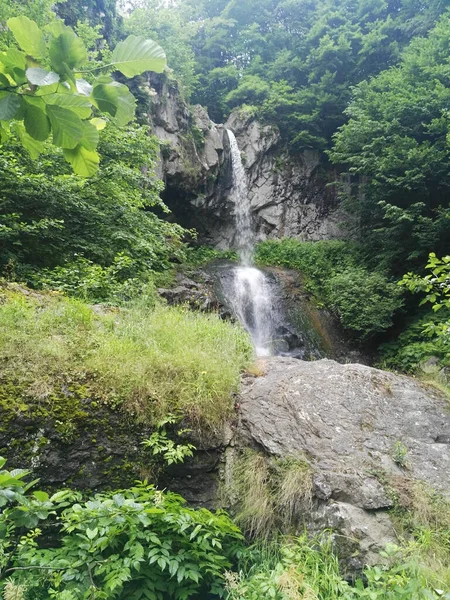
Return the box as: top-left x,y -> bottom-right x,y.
225,130 -> 275,356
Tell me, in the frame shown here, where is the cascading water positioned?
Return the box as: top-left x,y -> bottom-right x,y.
225,130 -> 276,356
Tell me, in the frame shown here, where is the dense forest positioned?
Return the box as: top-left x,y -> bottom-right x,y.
0,0 -> 449,598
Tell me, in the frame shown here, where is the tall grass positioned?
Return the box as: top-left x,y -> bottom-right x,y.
0,287 -> 252,429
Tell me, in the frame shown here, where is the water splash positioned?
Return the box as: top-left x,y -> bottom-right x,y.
225,130 -> 276,356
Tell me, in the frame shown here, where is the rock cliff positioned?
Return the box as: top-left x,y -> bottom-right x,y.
148,75 -> 347,248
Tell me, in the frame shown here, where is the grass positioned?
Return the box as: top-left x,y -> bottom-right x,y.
0,284 -> 252,431
226,533 -> 450,600
390,479 -> 450,590
227,450 -> 313,538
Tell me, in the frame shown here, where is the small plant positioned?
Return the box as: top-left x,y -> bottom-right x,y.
392,441 -> 409,468
142,414 -> 196,466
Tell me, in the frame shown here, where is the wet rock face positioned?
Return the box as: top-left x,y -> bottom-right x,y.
224,111 -> 346,245
148,79 -> 347,247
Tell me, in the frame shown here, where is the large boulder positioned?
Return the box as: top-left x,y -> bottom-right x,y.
229,357 -> 450,568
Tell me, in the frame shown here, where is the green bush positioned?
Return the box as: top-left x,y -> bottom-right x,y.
326,269 -> 404,339
0,458 -> 244,600
255,239 -> 403,338
379,310 -> 450,372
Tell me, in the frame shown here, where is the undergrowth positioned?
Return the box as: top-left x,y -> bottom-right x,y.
226,450 -> 313,538
0,284 -> 252,430
254,239 -> 403,339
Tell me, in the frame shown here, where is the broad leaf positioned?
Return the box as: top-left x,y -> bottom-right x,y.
0,92 -> 20,120
90,117 -> 107,131
92,82 -> 136,126
79,121 -> 99,151
0,73 -> 10,87
76,78 -> 93,96
91,83 -> 118,118
26,68 -> 60,87
13,122 -> 45,159
46,21 -> 67,38
46,104 -> 84,149
114,83 -> 136,126
44,94 -> 92,119
24,102 -> 50,141
63,144 -> 99,177
110,35 -> 166,77
7,16 -> 46,60
0,48 -> 27,71
49,31 -> 87,74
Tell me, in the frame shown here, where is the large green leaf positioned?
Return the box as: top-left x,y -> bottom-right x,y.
63,145 -> 99,177
110,35 -> 166,77
49,31 -> 87,74
7,16 -> 46,60
92,82 -> 136,126
79,121 -> 99,151
114,83 -> 137,126
0,92 -> 20,120
26,68 -> 60,87
13,122 -> 45,159
0,48 -> 26,71
23,100 -> 50,141
46,104 -> 84,149
91,83 -> 118,118
44,93 -> 93,119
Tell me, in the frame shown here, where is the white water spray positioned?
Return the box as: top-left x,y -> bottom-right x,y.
226,130 -> 275,356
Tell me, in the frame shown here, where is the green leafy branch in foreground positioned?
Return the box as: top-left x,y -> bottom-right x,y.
400,253 -> 450,348
0,16 -> 166,176
0,457 -> 243,600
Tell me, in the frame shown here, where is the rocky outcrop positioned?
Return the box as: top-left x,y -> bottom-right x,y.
223,111 -> 346,245
147,74 -> 231,235
230,357 -> 450,569
148,77 -> 347,248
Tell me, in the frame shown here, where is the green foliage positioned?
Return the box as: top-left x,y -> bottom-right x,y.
400,253 -> 450,346
141,0 -> 447,143
0,457 -> 244,600
142,415 -> 196,467
326,269 -> 404,339
255,240 -> 403,338
0,287 -> 252,430
183,246 -> 238,267
381,254 -> 450,373
0,15 -> 166,175
13,484 -> 243,599
392,441 -> 409,468
226,536 -> 448,600
121,0 -> 199,98
0,123 -> 186,297
329,15 -> 450,271
225,534 -> 349,600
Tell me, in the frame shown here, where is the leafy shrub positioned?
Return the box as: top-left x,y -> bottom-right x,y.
31,254 -> 158,304
379,310 -> 450,372
0,457 -> 244,600
326,268 -> 404,339
183,246 -> 238,267
255,240 -> 360,295
255,240 -> 403,338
